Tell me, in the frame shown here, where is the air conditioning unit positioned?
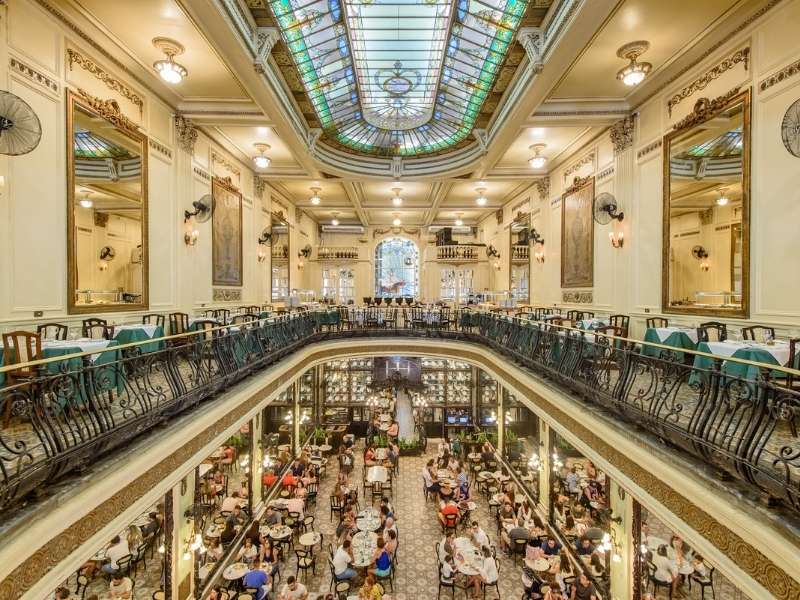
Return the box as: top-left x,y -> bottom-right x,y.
321,225 -> 365,234
428,225 -> 473,235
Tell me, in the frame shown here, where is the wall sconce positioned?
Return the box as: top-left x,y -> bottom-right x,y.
534,247 -> 545,263
609,231 -> 624,248
492,261 -> 501,271
184,225 -> 199,246
98,260 -> 109,271
700,260 -> 710,272
297,260 -> 305,270
257,247 -> 267,262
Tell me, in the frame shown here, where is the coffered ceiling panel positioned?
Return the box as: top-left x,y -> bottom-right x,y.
368,209 -> 427,225
551,0 -> 743,100
72,0 -> 250,100
358,180 -> 434,208
495,125 -> 593,169
276,180 -> 350,207
214,125 -> 299,168
443,179 -> 525,207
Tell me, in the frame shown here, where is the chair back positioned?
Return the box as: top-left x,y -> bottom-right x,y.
741,325 -> 775,342
608,314 -> 630,335
192,319 -> 217,341
231,314 -> 257,326
142,313 -> 166,329
566,310 -> 581,321
213,309 -> 231,322
646,317 -> 668,329
82,318 -> 112,340
2,331 -> 42,378
698,321 -> 727,342
36,322 -> 68,340
169,312 -> 190,335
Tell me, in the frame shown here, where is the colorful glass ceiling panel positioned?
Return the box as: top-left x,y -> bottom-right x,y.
269,0 -> 528,156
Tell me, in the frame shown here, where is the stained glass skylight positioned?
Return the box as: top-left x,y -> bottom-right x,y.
269,0 -> 529,156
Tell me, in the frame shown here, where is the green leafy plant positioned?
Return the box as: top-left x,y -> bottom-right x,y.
374,434 -> 389,448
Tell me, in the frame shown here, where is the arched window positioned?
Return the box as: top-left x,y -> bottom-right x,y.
374,238 -> 419,298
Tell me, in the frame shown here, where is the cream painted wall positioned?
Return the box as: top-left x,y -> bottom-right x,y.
0,0 -> 316,332
501,0 -> 800,337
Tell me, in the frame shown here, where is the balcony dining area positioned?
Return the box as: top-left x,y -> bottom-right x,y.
2,0 -> 800,599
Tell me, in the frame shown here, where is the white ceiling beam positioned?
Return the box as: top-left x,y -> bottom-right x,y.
422,182 -> 453,226
340,182 -> 370,226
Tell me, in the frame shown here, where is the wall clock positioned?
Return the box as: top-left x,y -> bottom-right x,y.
781,98 -> 800,157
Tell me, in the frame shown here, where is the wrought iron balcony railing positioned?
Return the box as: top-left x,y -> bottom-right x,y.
0,309 -> 798,520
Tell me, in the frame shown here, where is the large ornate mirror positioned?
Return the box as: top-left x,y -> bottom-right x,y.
510,212 -> 530,304
662,88 -> 750,317
270,212 -> 290,302
67,90 -> 148,313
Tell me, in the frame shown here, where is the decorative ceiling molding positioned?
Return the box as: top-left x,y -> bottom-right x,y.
672,87 -> 741,131
636,138 -> 662,161
596,164 -> 615,182
66,48 -> 144,115
666,47 -> 749,116
563,151 -> 595,182
609,115 -> 635,155
173,115 -> 198,155
632,0 -> 783,112
148,138 -> 172,160
193,166 -> 211,182
759,56 -> 800,92
517,27 -> 544,73
211,150 -> 242,180
75,88 -> 139,134
9,56 -> 59,94
533,178 -> 550,199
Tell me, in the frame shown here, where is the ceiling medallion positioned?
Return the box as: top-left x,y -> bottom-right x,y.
616,41 -> 651,87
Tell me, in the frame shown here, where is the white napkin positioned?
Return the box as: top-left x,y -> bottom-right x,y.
113,323 -> 159,338
43,339 -> 112,362
654,327 -> 699,344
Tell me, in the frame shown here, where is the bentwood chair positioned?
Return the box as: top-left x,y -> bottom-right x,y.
1,331 -> 42,426
608,314 -> 630,337
741,325 -> 775,342
688,564 -> 716,599
294,548 -> 316,580
787,339 -> 800,392
212,308 -> 231,323
481,558 -> 500,599
141,313 -> 165,329
646,317 -> 669,329
36,322 -> 68,340
82,318 -> 113,340
698,321 -> 728,342
565,310 -> 582,321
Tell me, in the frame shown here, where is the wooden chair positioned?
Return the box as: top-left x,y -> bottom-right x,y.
82,318 -> 113,340
231,314 -> 257,326
741,325 -> 775,342
1,331 -> 42,426
168,313 -> 190,347
212,308 -> 231,323
36,322 -> 68,340
698,321 -> 727,342
688,564 -> 716,599
481,558 -> 500,599
566,310 -> 582,321
384,307 -> 398,328
608,314 -> 630,336
646,317 -> 668,329
294,548 -> 316,580
787,339 -> 800,391
141,313 -> 165,329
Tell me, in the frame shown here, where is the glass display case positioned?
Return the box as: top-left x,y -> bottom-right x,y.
322,359 -> 374,426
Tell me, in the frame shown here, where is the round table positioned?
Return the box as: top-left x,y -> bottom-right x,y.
525,557 -> 551,572
299,532 -> 321,547
223,562 -> 250,580
453,537 -> 482,576
356,508 -> 381,532
459,501 -> 477,512
479,471 -> 495,480
205,524 -> 223,539
320,444 -> 333,453
352,531 -> 378,568
266,525 -> 292,540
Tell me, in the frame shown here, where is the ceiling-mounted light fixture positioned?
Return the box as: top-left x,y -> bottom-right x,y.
455,212 -> 464,227
391,183 -> 403,207
79,191 -> 93,209
252,143 -> 271,169
616,41 -> 652,87
152,37 -> 188,84
309,185 -> 322,205
330,211 -> 340,226
392,213 -> 402,227
475,182 -> 488,206
528,143 -> 547,169
716,188 -> 729,206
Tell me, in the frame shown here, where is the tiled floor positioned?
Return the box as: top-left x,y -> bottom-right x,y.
274,439 -> 527,599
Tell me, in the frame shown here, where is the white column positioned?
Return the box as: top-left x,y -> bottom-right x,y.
538,419 -> 551,516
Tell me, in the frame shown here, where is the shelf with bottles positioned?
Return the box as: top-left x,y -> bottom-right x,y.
421,358 -> 470,371
299,369 -> 315,406
478,370 -> 498,406
317,246 -> 359,260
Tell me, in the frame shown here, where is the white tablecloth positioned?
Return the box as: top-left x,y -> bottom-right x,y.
113,323 -> 160,338
653,327 -> 699,344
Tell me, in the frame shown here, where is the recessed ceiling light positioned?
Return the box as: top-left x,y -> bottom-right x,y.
152,37 -> 188,84
528,143 -> 547,169
616,41 -> 652,87
331,211 -> 339,226
252,143 -> 271,169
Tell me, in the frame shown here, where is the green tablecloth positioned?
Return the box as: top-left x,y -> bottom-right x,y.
689,341 -> 791,385
641,328 -> 698,359
0,340 -> 122,400
113,326 -> 165,354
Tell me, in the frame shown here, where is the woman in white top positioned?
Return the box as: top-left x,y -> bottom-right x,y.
652,545 -> 679,597
237,538 -> 259,564
517,500 -> 533,525
468,546 -> 497,599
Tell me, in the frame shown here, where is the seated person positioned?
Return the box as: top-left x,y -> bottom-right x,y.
290,459 -> 305,478
220,521 -> 237,545
102,536 -> 130,575
364,445 -> 377,465
262,469 -> 278,488
387,420 -> 399,439
108,574 -> 133,599
226,505 -> 246,527
542,537 -> 562,556
278,575 -> 308,600
471,522 -> 489,548
243,560 -> 271,600
260,538 -> 281,575
369,537 -> 392,579
469,546 -> 498,598
237,537 -> 259,564
333,539 -> 357,581
569,572 -> 597,600
380,497 -> 394,519
502,522 -> 529,553
438,533 -> 455,564
282,471 -> 297,489
205,539 -> 223,562
498,502 -> 517,530
438,498 -> 460,529
383,516 -> 398,539
575,537 -> 594,556
264,506 -> 282,526
286,494 -> 305,519
385,529 -> 398,556
358,573 -> 383,600
221,491 -> 243,514
422,459 -> 441,500
652,544 -> 679,597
